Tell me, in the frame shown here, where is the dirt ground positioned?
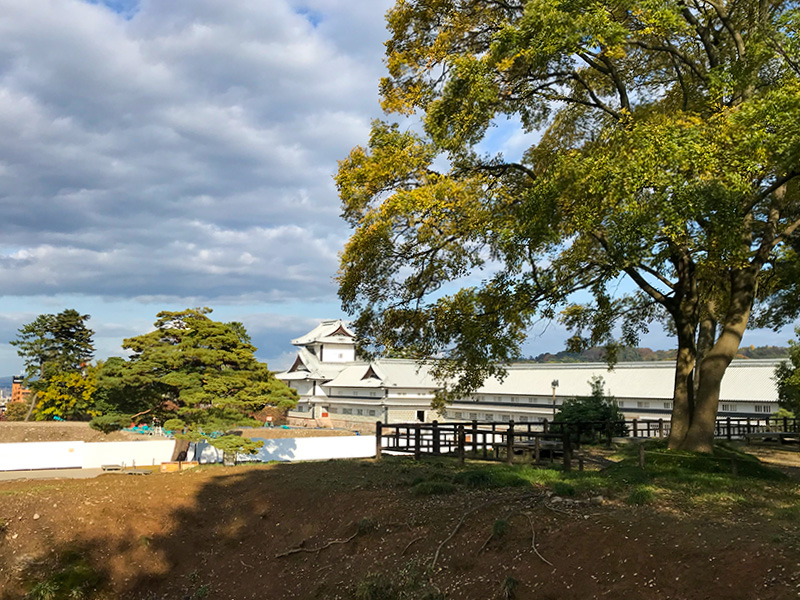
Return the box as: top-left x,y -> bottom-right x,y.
236,426 -> 355,439
1,444 -> 799,599
0,422 -> 143,443
0,422 -> 355,444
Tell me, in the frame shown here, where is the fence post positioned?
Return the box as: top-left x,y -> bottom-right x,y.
658,418 -> 664,439
472,420 -> 479,455
562,433 -> 571,472
414,423 -> 421,460
632,418 -> 639,438
432,420 -> 440,455
457,424 -> 465,465
746,417 -> 752,435
726,417 -> 732,441
534,436 -> 540,465
543,418 -> 549,434
506,420 -> 515,465
606,421 -> 613,447
784,416 -> 789,432
638,444 -> 645,469
375,421 -> 382,460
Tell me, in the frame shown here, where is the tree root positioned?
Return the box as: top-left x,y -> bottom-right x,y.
524,512 -> 552,566
431,500 -> 494,570
402,535 -> 425,555
275,530 -> 358,558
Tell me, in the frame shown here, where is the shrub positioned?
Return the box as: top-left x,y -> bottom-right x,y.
4,402 -> 29,421
89,414 -> 131,434
411,481 -> 456,496
627,485 -> 656,505
553,376 -> 628,441
25,551 -> 103,600
552,481 -> 576,497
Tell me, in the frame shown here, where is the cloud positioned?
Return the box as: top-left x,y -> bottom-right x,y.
0,0 -> 392,302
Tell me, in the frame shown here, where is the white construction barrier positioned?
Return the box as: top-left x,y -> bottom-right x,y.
0,441 -> 83,471
82,440 -> 176,469
193,435 -> 376,464
0,440 -> 176,471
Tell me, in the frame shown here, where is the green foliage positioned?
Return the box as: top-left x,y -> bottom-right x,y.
552,482 -> 576,497
492,519 -> 509,538
499,576 -> 518,600
11,309 -> 94,393
354,560 -> 444,600
338,0 -> 800,449
35,369 -> 98,421
627,485 -> 656,506
93,357 -> 155,418
411,480 -> 457,496
25,551 -> 103,600
553,376 -> 628,440
4,402 -> 29,421
775,327 -> 800,415
210,434 -> 264,456
89,413 -> 131,434
97,308 -> 298,444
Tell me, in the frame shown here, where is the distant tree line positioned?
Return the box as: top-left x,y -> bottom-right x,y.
525,345 -> 789,364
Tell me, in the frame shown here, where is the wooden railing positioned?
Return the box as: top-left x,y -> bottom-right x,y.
375,416 -> 800,467
375,420 -> 574,469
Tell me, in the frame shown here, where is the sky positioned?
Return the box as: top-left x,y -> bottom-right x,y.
0,0 -> 795,375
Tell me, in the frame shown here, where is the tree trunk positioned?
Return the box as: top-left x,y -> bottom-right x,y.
667,319 -> 696,449
23,392 -> 38,422
680,269 -> 755,452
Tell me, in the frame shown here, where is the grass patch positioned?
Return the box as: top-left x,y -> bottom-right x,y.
353,560 -> 444,600
552,482 -> 576,497
627,485 -> 656,505
25,550 -> 104,600
454,465 -> 561,489
411,481 -> 457,496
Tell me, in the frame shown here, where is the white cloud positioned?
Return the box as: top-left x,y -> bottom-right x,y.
0,0 -> 392,304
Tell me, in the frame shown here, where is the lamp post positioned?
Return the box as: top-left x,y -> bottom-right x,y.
551,379 -> 559,418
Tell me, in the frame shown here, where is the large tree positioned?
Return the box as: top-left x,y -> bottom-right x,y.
100,308 -> 298,453
337,0 -> 800,452
10,309 -> 95,420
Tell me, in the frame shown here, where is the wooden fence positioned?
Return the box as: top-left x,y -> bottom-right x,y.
375,420 -> 575,470
375,416 -> 800,468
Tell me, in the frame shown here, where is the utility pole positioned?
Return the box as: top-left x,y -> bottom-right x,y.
551,379 -> 559,418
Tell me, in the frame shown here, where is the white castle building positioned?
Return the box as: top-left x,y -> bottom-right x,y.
277,320 -> 782,431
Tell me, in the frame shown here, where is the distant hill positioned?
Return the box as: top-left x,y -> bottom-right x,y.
524,345 -> 789,363
0,376 -> 14,391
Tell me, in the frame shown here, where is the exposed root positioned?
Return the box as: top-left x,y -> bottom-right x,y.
402,535 -> 425,556
524,512 -> 552,566
275,530 -> 358,558
431,501 -> 493,570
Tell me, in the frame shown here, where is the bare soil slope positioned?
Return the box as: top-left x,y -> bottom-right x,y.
1,451 -> 799,599
0,422 -> 142,443
0,422 -> 354,444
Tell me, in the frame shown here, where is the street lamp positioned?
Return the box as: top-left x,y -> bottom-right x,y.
551,379 -> 559,418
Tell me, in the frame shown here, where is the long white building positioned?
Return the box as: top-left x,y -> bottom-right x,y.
277,320 -> 782,431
